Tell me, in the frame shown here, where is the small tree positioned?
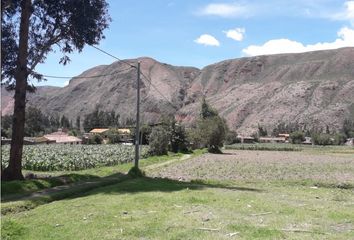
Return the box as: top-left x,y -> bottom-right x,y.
195,98 -> 227,153
85,134 -> 103,145
149,126 -> 169,155
312,133 -> 333,146
289,131 -> 305,144
342,119 -> 354,138
169,120 -> 189,153
333,133 -> 347,145
225,131 -> 239,145
258,124 -> 268,137
200,116 -> 227,153
107,130 -> 121,144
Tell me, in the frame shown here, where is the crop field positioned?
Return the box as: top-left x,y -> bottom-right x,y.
150,149 -> 354,185
1,145 -> 149,171
2,147 -> 354,239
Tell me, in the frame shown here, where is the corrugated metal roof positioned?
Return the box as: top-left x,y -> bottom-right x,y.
118,128 -> 131,134
90,128 -> 109,133
44,135 -> 82,143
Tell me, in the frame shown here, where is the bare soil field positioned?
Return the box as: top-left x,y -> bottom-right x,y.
149,150 -> 354,185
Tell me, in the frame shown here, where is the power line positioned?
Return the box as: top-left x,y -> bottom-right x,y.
39,66 -> 133,79
90,45 -> 136,69
89,45 -> 180,110
139,72 -> 179,110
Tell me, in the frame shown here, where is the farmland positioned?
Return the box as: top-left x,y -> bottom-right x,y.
2,146 -> 354,239
1,145 -> 149,171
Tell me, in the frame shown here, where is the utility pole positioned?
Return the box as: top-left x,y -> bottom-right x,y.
134,62 -> 141,168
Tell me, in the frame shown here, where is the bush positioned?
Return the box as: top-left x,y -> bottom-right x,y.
107,130 -> 121,144
290,131 -> 305,144
187,128 -> 204,150
225,131 -> 240,145
149,126 -> 169,155
85,134 -> 103,144
312,133 -> 333,145
333,133 -> 347,145
170,122 -> 189,153
198,116 -> 227,153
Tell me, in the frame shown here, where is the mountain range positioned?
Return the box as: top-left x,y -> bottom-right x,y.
2,47 -> 354,135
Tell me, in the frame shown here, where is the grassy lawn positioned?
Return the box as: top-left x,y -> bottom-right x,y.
1,146 -> 354,239
1,150 -> 202,199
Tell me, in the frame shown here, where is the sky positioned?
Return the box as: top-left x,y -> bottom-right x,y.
34,0 -> 354,87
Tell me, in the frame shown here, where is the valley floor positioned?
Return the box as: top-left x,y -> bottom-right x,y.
2,147 -> 354,239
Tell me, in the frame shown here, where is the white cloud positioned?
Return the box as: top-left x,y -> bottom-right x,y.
224,28 -> 245,41
332,1 -> 354,21
63,80 -> 70,86
242,27 -> 354,56
197,3 -> 249,18
194,34 -> 220,47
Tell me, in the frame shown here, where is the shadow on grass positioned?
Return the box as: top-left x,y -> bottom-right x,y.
65,176 -> 263,200
1,173 -> 263,215
1,173 -> 101,201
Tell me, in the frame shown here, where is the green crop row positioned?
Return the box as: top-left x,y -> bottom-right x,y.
1,144 -> 149,171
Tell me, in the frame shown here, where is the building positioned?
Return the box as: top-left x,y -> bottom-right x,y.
89,128 -> 110,134
89,128 -> 110,138
117,128 -> 132,142
44,129 -> 82,144
24,136 -> 56,145
237,135 -> 256,144
278,133 -> 290,142
345,138 -> 354,146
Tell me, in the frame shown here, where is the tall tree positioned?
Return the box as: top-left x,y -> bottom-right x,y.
76,115 -> 81,130
1,0 -> 110,180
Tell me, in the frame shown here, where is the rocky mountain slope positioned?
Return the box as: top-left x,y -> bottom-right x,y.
2,48 -> 354,134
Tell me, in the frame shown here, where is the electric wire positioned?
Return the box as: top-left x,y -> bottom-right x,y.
90,45 -> 180,110
36,45 -> 180,111
39,66 -> 133,79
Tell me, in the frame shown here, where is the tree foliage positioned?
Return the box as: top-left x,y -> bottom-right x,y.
1,0 -> 110,180
342,119 -> 354,138
2,0 -> 110,87
189,98 -> 227,153
83,107 -> 120,132
149,126 -> 169,156
1,107 -> 75,137
289,131 -> 305,144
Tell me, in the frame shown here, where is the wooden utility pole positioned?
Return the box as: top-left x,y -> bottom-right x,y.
134,62 -> 141,168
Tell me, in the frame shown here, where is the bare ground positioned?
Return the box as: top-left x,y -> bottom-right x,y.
149,150 -> 354,184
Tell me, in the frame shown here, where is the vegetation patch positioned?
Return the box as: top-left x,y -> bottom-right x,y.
1,145 -> 149,171
1,220 -> 27,240
225,143 -> 302,151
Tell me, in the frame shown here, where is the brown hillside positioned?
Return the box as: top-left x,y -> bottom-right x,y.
1,48 -> 353,134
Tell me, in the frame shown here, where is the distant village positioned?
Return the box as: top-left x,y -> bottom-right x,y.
2,127 -> 354,147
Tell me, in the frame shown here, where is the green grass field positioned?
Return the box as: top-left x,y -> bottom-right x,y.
1,145 -> 354,239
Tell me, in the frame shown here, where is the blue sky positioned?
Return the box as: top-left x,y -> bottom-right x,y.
34,0 -> 354,87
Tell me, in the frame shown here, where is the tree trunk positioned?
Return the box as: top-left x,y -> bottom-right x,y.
2,0 -> 31,181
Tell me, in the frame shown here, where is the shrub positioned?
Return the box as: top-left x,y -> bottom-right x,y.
198,116 -> 227,153
258,125 -> 268,137
170,123 -> 189,153
107,130 -> 121,144
187,128 -> 204,150
333,133 -> 347,145
290,131 -> 305,144
149,126 -> 169,155
312,133 -> 333,145
85,134 -> 103,144
225,131 -> 239,145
